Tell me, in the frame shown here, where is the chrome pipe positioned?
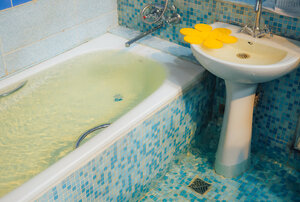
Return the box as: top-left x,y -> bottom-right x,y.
125,23 -> 164,47
254,0 -> 262,35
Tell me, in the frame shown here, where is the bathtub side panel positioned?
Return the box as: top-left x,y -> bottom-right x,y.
35,77 -> 213,201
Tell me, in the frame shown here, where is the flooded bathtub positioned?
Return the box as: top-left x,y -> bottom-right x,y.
0,50 -> 166,197
0,33 -> 204,201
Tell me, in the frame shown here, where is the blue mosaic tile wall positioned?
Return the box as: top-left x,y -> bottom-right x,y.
252,68 -> 300,169
0,0 -> 31,10
35,74 -> 215,201
117,0 -> 300,47
118,0 -> 300,169
215,1 -> 300,39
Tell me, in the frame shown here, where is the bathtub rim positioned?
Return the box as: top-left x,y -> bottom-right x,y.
0,33 -> 205,202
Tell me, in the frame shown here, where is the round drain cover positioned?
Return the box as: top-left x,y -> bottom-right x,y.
237,53 -> 250,59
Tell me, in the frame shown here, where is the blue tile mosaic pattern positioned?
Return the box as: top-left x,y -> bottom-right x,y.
118,0 -> 300,168
12,0 -> 31,7
117,0 -> 300,47
118,0 -> 216,47
35,74 -> 215,201
0,0 -> 12,10
252,68 -> 300,164
138,122 -> 300,201
0,0 -> 31,10
215,1 -> 300,39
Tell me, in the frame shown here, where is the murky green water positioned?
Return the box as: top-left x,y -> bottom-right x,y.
0,50 -> 166,197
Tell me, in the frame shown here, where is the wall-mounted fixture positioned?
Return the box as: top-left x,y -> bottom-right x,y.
141,2 -> 181,25
125,0 -> 181,47
240,0 -> 272,38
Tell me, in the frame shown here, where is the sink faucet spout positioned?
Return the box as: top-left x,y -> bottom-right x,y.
254,0 -> 262,36
241,0 -> 271,38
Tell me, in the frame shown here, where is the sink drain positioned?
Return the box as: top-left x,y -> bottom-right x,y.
237,53 -> 250,59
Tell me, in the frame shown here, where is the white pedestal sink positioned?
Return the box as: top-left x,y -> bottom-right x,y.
191,22 -> 300,177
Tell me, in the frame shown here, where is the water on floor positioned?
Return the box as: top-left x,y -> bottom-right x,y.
138,122 -> 300,201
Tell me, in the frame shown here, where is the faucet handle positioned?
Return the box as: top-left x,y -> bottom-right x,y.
169,4 -> 177,11
165,4 -> 181,25
240,24 -> 254,36
166,13 -> 181,24
240,24 -> 248,32
141,4 -> 164,24
263,25 -> 273,38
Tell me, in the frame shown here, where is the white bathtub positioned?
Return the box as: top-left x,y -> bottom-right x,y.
0,33 -> 205,201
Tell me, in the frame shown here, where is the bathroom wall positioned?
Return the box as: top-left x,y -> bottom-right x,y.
118,0 -> 300,169
223,0 -> 300,18
0,0 -> 118,79
118,0 -> 299,47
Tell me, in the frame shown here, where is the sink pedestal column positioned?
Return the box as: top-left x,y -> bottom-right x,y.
215,80 -> 257,177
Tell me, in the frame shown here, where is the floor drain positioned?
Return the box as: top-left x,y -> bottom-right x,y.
237,53 -> 250,59
188,176 -> 211,195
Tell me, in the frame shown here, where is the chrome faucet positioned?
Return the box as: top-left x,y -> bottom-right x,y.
241,0 -> 271,38
125,1 -> 181,47
254,0 -> 262,34
125,23 -> 164,47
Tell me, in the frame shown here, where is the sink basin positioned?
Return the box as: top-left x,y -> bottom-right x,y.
191,22 -> 300,178
192,23 -> 300,84
202,38 -> 287,65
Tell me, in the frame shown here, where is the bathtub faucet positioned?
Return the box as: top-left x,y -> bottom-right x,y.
240,0 -> 271,38
125,1 -> 181,47
125,23 -> 164,47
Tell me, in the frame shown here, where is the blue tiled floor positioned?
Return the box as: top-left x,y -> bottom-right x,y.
138,122 -> 300,201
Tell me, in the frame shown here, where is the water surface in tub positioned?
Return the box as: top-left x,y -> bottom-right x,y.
0,50 -> 166,196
